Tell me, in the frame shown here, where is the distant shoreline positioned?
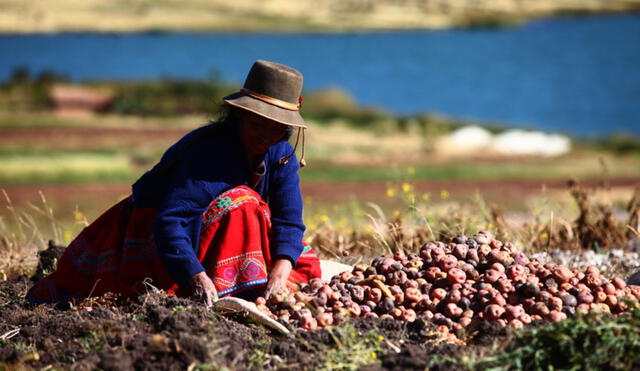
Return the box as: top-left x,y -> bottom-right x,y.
1,0 -> 639,34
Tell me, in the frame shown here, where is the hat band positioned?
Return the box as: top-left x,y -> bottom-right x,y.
240,88 -> 299,111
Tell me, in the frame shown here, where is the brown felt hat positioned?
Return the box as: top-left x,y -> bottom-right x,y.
223,60 -> 307,128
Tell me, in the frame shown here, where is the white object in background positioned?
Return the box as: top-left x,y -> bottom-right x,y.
447,125 -> 493,149
491,130 -> 571,157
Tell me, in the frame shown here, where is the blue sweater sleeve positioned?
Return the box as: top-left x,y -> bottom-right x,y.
153,146 -> 233,289
268,147 -> 306,265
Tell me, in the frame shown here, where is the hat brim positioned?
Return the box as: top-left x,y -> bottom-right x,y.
223,92 -> 307,129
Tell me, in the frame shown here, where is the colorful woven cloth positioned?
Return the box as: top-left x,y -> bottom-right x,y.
27,186 -> 321,303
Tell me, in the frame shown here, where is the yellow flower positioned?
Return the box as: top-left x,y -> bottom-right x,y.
540,232 -> 549,239
440,189 -> 450,200
401,183 -> 412,193
421,193 -> 431,202
63,231 -> 73,244
377,335 -> 384,342
487,223 -> 494,230
386,187 -> 396,198
371,352 -> 377,360
319,215 -> 330,223
74,210 -> 85,222
392,210 -> 401,218
407,167 -> 416,175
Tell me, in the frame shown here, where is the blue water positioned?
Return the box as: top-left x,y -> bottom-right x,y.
1,14 -> 639,137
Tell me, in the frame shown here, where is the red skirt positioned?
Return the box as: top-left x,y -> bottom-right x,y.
27,186 -> 321,303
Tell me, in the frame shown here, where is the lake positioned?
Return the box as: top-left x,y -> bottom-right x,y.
1,14 -> 639,137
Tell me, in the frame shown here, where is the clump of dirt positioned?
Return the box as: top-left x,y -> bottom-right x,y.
30,240 -> 66,282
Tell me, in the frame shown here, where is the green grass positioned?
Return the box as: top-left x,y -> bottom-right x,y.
301,161 -> 636,183
1,151 -> 638,185
465,306 -> 640,370
0,152 -> 136,185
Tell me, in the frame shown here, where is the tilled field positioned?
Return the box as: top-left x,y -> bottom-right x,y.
0,275 -> 491,370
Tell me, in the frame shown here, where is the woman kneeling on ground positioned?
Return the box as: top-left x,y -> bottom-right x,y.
27,60 -> 321,306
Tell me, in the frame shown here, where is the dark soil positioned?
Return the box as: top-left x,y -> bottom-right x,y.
0,274 -> 510,370
0,244 -> 508,370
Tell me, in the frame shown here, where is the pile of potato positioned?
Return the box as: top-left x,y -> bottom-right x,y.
255,231 -> 640,338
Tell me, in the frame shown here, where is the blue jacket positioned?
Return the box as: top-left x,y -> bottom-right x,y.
131,122 -> 305,289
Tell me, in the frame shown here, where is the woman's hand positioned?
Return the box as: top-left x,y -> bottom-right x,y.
264,258 -> 293,300
189,271 -> 218,307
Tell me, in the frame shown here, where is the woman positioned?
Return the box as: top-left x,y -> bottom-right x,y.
27,60 -> 322,305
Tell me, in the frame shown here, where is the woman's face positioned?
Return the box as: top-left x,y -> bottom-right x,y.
237,109 -> 288,155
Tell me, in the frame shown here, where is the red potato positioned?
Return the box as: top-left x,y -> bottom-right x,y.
339,271 -> 354,282
392,270 -> 408,285
431,288 -> 447,301
405,287 -> 422,303
534,302 -> 550,316
347,302 -> 361,317
484,269 -> 503,284
317,312 -> 334,327
445,289 -> 462,304
425,267 -> 442,281
548,297 -> 563,311
391,307 -> 403,319
552,266 -> 573,284
612,277 -> 626,290
491,262 -> 506,274
513,251 -> 530,266
576,304 -> 590,314
507,264 -> 527,280
490,291 -> 507,306
393,251 -> 407,262
495,278 -> 514,293
478,244 -> 492,256
444,303 -> 463,319
490,239 -> 503,249
367,288 -> 383,303
509,319 -> 524,329
519,313 -> 532,325
299,316 -> 318,330
584,273 -> 603,288
485,304 -> 505,320
548,310 -> 567,322
402,308 -> 417,322
447,268 -> 466,285
505,305 -> 524,321
318,284 -> 334,298
403,280 -> 419,290
439,255 -> 458,271
452,244 -> 469,260
459,316 -> 472,327
585,265 -> 600,275
530,314 -> 542,321
603,283 -> 616,296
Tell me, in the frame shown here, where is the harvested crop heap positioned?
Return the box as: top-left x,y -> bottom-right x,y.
257,231 -> 640,341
